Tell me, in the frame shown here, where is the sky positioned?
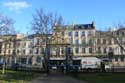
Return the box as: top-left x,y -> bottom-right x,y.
0,0 -> 125,34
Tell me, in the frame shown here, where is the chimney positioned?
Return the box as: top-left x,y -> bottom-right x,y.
92,21 -> 95,28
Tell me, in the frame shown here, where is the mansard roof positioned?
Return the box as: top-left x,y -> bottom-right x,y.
73,23 -> 95,30
117,28 -> 125,31
62,23 -> 95,30
54,22 -> 95,30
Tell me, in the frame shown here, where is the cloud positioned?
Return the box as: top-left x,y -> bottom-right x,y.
3,1 -> 31,13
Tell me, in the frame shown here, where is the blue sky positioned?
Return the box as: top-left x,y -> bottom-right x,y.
0,0 -> 125,34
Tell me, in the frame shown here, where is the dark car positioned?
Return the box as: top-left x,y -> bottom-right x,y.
11,63 -> 20,70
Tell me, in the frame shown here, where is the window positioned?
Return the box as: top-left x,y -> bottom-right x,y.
115,57 -> 118,62
28,57 -> 32,64
29,50 -> 32,54
75,31 -> 78,37
89,39 -> 94,46
68,32 -> 72,36
36,56 -> 41,63
114,39 -> 117,44
36,39 -> 40,45
17,50 -> 20,54
23,42 -> 26,48
120,48 -> 123,53
67,47 -> 71,54
7,44 -> 9,48
89,48 -> 93,53
8,50 -> 10,54
78,26 -> 82,29
75,47 -> 79,53
9,43 -> 11,48
82,48 -> 86,53
56,49 -> 60,55
12,49 -> 16,54
68,38 -> 72,44
61,48 -> 64,54
98,47 -> 101,53
81,31 -> 85,36
41,48 -> 45,54
36,48 -> 39,54
82,39 -> 86,46
108,39 -> 112,45
116,31 -> 119,36
109,47 -> 113,53
88,31 -> 92,36
121,57 -> 124,62
122,32 -> 124,36
97,39 -> 101,44
23,50 -> 25,54
16,42 -> 20,48
103,39 -> 106,44
28,42 -> 32,48
21,58 -> 27,64
75,39 -> 79,45
62,32 -> 64,36
103,48 -> 107,53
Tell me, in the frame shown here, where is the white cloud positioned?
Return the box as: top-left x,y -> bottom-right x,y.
3,1 -> 31,13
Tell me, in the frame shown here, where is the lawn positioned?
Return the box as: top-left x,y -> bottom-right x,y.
0,70 -> 42,83
70,73 -> 125,83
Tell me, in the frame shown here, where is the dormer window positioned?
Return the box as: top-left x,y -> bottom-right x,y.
79,26 -> 82,29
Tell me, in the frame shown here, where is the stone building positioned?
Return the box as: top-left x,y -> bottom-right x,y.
52,22 -> 125,67
52,21 -> 96,58
0,22 -> 125,68
95,28 -> 125,67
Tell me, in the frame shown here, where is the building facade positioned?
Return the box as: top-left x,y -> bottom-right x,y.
0,22 -> 125,68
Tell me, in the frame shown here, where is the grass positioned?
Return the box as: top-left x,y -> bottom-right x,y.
0,70 -> 42,83
70,73 -> 125,83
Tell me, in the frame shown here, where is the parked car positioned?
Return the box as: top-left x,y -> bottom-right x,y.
11,63 -> 20,70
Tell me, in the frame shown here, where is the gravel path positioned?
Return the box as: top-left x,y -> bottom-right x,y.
31,74 -> 88,83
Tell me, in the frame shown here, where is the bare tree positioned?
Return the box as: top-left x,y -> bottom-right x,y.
0,13 -> 16,74
31,8 -> 64,34
0,14 -> 16,35
111,24 -> 125,52
30,8 -> 64,73
115,24 -> 125,52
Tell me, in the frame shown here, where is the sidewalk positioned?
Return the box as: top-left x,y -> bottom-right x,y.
31,74 -> 88,83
